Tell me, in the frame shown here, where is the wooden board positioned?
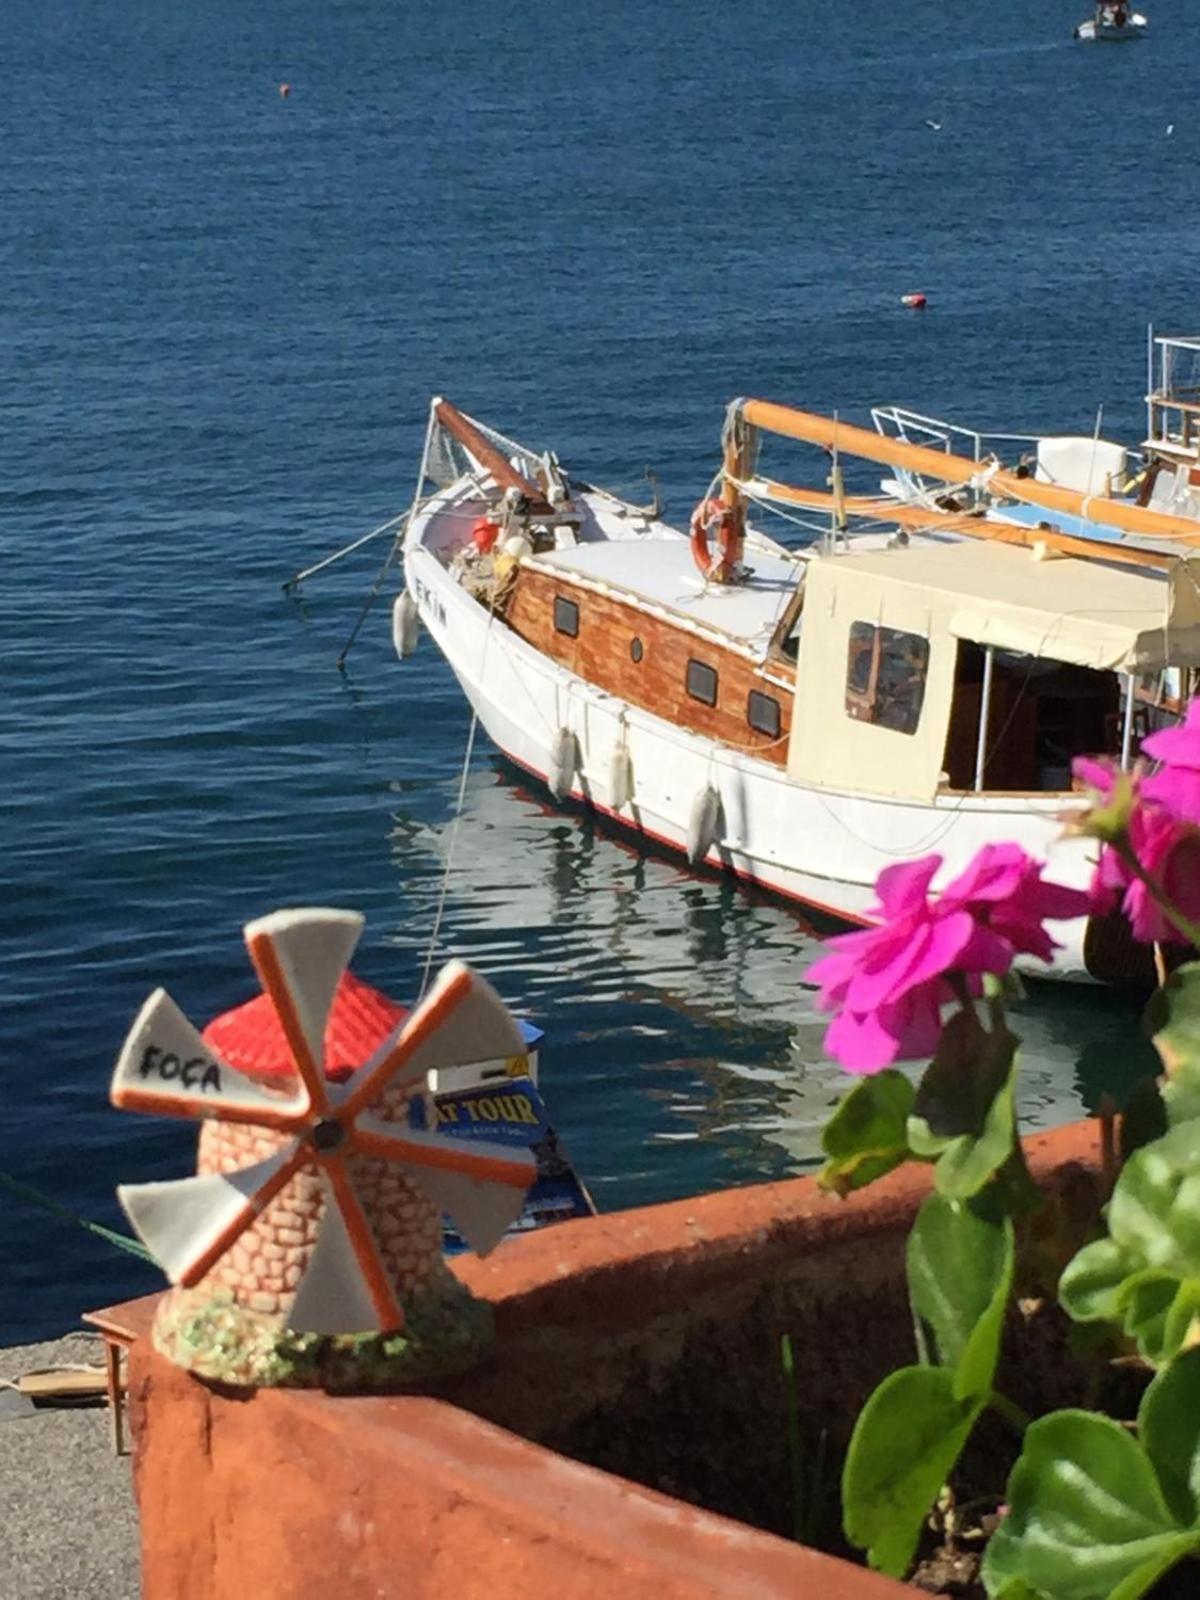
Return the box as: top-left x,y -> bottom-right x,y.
504,566 -> 792,764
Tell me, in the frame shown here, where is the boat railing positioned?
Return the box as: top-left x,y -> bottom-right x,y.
1147,337 -> 1200,458
871,406 -> 1039,508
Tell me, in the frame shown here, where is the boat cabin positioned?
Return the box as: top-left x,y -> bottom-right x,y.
788,539 -> 1200,802
499,529 -> 1200,805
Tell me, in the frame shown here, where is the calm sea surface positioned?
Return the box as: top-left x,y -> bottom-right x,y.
3,0 -> 1194,1342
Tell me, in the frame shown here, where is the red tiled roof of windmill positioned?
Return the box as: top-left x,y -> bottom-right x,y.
201,970 -> 408,1084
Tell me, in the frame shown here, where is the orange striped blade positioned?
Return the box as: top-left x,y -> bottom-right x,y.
177,1145 -> 309,1288
340,963 -> 476,1118
352,1119 -> 535,1188
322,1156 -> 405,1331
245,929 -> 332,1118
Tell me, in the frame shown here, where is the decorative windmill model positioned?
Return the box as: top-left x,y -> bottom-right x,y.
111,908 -> 536,1377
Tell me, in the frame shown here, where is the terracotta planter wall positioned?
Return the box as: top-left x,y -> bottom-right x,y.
128,1120 -> 1104,1600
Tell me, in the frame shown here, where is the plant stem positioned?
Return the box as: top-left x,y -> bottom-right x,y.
1112,840 -> 1200,950
780,1334 -> 806,1543
989,1391 -> 1031,1435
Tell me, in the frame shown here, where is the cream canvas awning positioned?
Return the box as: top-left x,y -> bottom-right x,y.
824,541 -> 1200,673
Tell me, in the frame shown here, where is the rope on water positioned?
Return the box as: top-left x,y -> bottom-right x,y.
0,1169 -> 154,1262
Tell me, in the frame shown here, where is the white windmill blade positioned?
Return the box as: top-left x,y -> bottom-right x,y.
243,908 -> 365,1079
344,960 -> 527,1108
112,988 -> 309,1122
354,1115 -> 535,1257
413,1164 -> 531,1257
117,1145 -> 299,1285
287,1173 -> 394,1334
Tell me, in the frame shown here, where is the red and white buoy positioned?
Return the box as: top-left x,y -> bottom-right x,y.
901,293 -> 927,310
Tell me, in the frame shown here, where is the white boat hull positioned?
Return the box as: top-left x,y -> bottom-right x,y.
402,533 -> 1101,983
1076,16 -> 1147,39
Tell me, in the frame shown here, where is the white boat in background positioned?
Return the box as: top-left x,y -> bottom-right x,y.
1075,4 -> 1147,40
392,391 -> 1200,986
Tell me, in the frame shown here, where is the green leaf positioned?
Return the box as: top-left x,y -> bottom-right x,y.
907,1012 -> 1017,1201
1147,962 -> 1200,1078
985,1410 -> 1199,1600
1140,1348 -> 1200,1527
1059,1124 -> 1200,1364
818,1070 -> 915,1196
842,1365 -> 982,1578
1147,963 -> 1200,1127
907,1194 -> 1014,1400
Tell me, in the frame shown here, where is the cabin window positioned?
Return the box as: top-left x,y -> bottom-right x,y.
630,637 -> 644,663
845,623 -> 929,736
747,690 -> 781,739
686,659 -> 718,706
553,596 -> 579,637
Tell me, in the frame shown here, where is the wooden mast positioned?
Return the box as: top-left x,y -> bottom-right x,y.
736,399 -> 1200,546
434,399 -> 553,512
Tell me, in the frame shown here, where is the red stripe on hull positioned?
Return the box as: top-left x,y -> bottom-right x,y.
499,750 -> 870,933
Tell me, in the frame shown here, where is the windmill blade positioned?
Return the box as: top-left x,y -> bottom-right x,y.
112,989 -> 308,1128
342,960 -> 526,1115
354,1116 -> 535,1257
287,1170 -> 398,1334
117,1144 -> 301,1286
243,908 -> 364,1110
410,1164 -> 530,1257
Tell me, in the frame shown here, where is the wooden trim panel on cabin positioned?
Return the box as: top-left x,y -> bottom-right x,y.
503,565 -> 792,764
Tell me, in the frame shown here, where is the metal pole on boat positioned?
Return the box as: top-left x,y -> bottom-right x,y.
1120,672 -> 1136,769
281,512 -> 409,592
335,402 -> 438,669
974,647 -> 995,792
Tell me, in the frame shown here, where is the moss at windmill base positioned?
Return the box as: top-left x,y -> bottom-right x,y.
153,1277 -> 494,1391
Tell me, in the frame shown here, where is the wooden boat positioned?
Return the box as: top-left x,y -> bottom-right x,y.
394,397 -> 1200,984
1075,4 -> 1147,40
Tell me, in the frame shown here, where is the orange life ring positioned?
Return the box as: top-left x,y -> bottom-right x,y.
689,497 -> 742,583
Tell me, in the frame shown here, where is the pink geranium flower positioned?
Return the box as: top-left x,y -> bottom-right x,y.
1142,701 -> 1200,824
1090,804 -> 1200,944
1072,751 -> 1200,944
941,842 -> 1092,965
809,850 -> 1088,1075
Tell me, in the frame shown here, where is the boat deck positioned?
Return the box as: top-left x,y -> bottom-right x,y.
528,534 -> 799,649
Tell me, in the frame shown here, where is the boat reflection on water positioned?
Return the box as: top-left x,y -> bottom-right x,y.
383,762 -> 1151,1213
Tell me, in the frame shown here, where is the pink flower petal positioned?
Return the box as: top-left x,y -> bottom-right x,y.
824,1006 -> 903,1074
873,855 -> 943,919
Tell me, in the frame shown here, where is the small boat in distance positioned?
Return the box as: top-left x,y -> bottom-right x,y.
1075,4 -> 1147,40
392,392 -> 1200,986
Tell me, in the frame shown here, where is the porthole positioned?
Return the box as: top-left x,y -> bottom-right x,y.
630,637 -> 644,663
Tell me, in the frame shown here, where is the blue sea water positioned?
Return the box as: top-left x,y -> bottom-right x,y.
2,0 -> 1195,1343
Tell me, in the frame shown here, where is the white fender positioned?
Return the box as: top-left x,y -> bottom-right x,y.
609,746 -> 634,812
392,591 -> 420,659
686,784 -> 721,864
548,727 -> 578,801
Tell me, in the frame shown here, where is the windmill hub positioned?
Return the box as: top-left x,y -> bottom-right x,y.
311,1118 -> 347,1153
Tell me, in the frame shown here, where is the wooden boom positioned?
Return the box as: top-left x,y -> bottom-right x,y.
754,480 -> 1177,573
736,398 -> 1200,547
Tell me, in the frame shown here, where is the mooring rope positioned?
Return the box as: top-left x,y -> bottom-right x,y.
415,584 -> 503,1001
0,1169 -> 153,1262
